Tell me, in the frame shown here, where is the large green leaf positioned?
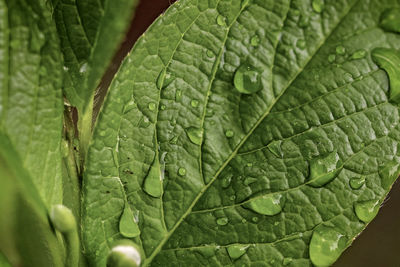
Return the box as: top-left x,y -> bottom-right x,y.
0,0 -> 64,206
0,133 -> 64,267
52,0 -> 139,112
83,0 -> 400,266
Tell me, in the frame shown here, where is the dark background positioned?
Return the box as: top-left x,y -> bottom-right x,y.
103,1 -> 400,266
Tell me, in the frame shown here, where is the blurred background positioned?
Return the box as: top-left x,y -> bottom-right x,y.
101,1 -> 400,266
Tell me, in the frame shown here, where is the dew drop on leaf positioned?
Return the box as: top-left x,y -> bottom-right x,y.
335,45 -> 346,55
148,102 -> 156,111
216,15 -> 227,26
349,177 -> 365,190
371,48 -> 400,105
245,193 -> 284,216
178,167 -> 186,176
308,151 -> 342,187
79,62 -> 88,74
119,204 -> 140,238
156,69 -> 174,89
227,245 -> 249,260
312,0 -> 324,13
233,64 -> 262,94
250,35 -> 260,47
309,225 -> 347,267
160,104 -> 166,110
251,216 -> 259,222
206,50 -> 215,58
354,199 -> 380,223
143,157 -> 163,198
221,175 -> 232,188
379,8 -> 400,33
191,99 -> 199,107
216,217 -> 229,226
328,54 -> 336,63
186,127 -> 202,145
351,49 -> 367,60
225,130 -> 234,138
267,140 -> 283,158
169,135 -> 179,145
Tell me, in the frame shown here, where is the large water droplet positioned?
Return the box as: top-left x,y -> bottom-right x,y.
351,49 -> 367,60
354,199 -> 380,223
379,8 -> 400,33
308,152 -> 342,187
186,127 -> 202,145
217,15 -> 227,26
309,225 -> 347,267
349,177 -> 365,190
233,64 -> 262,94
216,217 -> 229,226
227,245 -> 249,260
221,175 -> 232,188
245,193 -> 284,216
335,45 -> 346,55
148,102 -> 156,111
206,50 -> 215,58
312,0 -> 324,13
156,69 -> 174,89
191,99 -> 199,107
143,157 -> 163,198
178,167 -> 186,176
268,140 -> 283,158
119,204 -> 140,238
225,130 -> 234,138
250,35 -> 260,47
371,48 -> 400,105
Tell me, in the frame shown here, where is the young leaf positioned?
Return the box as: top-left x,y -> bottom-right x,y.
52,0 -> 139,112
0,133 -> 64,267
83,0 -> 400,266
0,0 -> 64,206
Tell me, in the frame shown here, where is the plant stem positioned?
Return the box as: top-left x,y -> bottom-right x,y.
77,96 -> 94,170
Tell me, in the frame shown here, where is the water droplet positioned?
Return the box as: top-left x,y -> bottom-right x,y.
283,258 -> 293,265
309,225 -> 347,267
245,193 -> 284,216
169,135 -> 179,144
217,15 -> 227,26
227,245 -> 248,260
308,152 -> 342,187
354,199 -> 380,223
379,8 -> 400,33
191,99 -> 199,107
119,204 -> 140,238
160,104 -> 166,110
244,177 -> 257,186
252,216 -> 259,222
156,69 -> 174,89
233,64 -> 262,94
312,0 -> 324,13
229,195 -> 236,201
349,177 -> 365,190
143,157 -> 163,198
178,167 -> 186,176
206,50 -> 215,58
335,45 -> 346,55
268,140 -> 283,158
296,39 -> 306,50
139,116 -> 151,128
148,102 -> 156,111
79,62 -> 88,74
351,49 -> 367,60
250,35 -> 260,47
225,130 -> 234,138
175,89 -> 182,102
221,175 -> 232,188
371,48 -> 400,105
186,127 -> 202,145
216,217 -> 229,226
328,54 -> 336,63
241,218 -> 247,223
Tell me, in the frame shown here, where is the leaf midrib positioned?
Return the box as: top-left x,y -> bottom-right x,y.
144,0 -> 360,265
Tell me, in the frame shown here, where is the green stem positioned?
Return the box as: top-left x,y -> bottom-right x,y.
77,96 -> 94,169
64,229 -> 80,267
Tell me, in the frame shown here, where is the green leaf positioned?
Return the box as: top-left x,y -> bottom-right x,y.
52,0 -> 139,112
0,133 -> 64,267
83,0 -> 400,266
0,0 -> 64,206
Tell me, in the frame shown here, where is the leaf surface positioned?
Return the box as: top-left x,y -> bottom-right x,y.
52,0 -> 139,111
0,0 -> 64,206
83,0 -> 400,266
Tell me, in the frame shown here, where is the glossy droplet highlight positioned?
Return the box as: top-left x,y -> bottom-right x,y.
217,15 -> 227,26
191,99 -> 199,107
349,177 -> 365,190
186,127 -> 202,145
250,35 -> 260,47
148,102 -> 156,111
351,49 -> 366,60
379,8 -> 400,33
225,130 -> 234,138
227,245 -> 248,260
245,193 -> 284,216
371,48 -> 400,105
308,152 -> 342,187
143,157 -> 163,198
309,225 -> 347,267
312,0 -> 324,13
119,204 -> 140,238
221,175 -> 232,188
206,50 -> 215,58
156,69 -> 174,89
354,199 -> 380,223
178,167 -> 186,176
216,217 -> 229,226
233,64 -> 262,94
268,140 -> 283,158
336,45 -> 346,55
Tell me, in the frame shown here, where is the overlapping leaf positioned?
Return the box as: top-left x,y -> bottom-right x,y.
83,0 -> 400,266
